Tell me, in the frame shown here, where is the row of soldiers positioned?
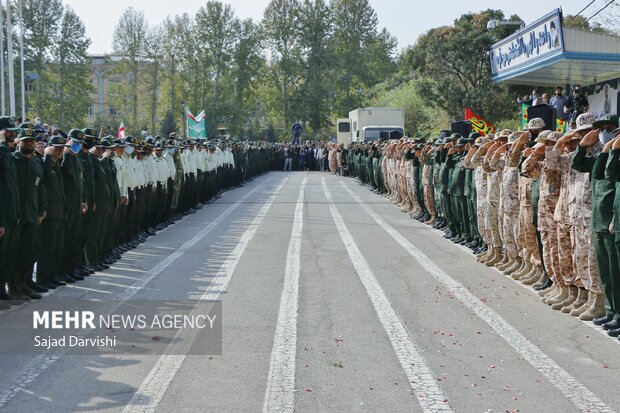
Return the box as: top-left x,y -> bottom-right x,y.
0,118 -> 274,307
348,112 -> 620,340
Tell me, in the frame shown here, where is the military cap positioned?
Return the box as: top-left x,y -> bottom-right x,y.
81,127 -> 97,138
439,130 -> 451,139
496,129 -> 513,139
0,116 -> 18,131
434,138 -> 444,145
474,137 -> 489,147
444,133 -> 461,143
17,128 -> 36,140
455,137 -> 468,147
169,132 -> 177,139
18,122 -> 35,130
48,135 -> 67,147
99,136 -> 117,148
113,138 -> 126,147
415,143 -> 425,150
144,137 -> 156,147
592,113 -> 618,129
166,139 -> 177,148
534,130 -> 558,143
154,140 -> 165,149
68,128 -> 85,142
468,132 -> 482,140
524,118 -> 546,131
125,135 -> 136,145
506,132 -> 523,145
575,112 -> 600,131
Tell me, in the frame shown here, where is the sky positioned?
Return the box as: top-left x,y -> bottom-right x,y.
62,0 -> 600,55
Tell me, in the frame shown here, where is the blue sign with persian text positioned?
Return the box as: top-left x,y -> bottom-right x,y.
490,9 -> 564,77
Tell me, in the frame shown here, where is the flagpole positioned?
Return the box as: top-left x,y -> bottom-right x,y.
5,0 -> 15,117
0,0 -> 5,116
17,0 -> 24,119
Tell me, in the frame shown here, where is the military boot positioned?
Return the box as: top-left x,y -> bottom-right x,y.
539,282 -> 558,298
552,285 -> 578,310
563,288 -> 588,314
515,258 -> 534,280
530,266 -> 547,287
510,257 -> 527,278
545,285 -> 569,305
478,245 -> 494,263
495,253 -> 511,270
571,290 -> 594,317
507,257 -> 523,277
485,247 -> 502,266
579,293 -> 606,321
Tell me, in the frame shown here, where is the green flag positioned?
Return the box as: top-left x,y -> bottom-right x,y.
187,110 -> 206,138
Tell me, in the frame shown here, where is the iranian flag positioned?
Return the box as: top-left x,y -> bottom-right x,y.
187,110 -> 206,138
117,122 -> 126,139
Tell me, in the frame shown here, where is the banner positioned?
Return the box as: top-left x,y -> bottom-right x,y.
464,108 -> 495,136
521,103 -> 531,130
187,110 -> 206,138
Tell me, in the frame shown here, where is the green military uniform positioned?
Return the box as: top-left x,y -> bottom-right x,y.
0,117 -> 20,302
38,135 -> 67,288
61,129 -> 86,281
12,128 -> 46,299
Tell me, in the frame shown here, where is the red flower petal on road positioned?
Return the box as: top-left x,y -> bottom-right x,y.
305,387 -> 313,392
151,335 -> 160,341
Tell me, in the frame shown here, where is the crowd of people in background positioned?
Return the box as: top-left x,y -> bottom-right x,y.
340,112 -> 620,342
516,85 -> 590,124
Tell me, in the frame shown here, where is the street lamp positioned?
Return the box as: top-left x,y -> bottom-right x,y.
487,19 -> 525,30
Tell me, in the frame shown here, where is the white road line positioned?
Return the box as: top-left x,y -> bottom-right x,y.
322,178 -> 453,413
341,180 -> 616,413
123,178 -> 289,413
0,176 -> 274,409
263,178 -> 307,413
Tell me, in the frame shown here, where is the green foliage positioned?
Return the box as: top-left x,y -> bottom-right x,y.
160,110 -> 177,137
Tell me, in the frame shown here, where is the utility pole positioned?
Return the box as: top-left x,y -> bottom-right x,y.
6,0 -> 15,117
0,1 -> 5,115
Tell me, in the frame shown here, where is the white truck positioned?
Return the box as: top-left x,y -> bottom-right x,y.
336,107 -> 405,146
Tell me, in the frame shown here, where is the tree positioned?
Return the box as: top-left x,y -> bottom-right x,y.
195,1 -> 240,137
52,7 -> 92,127
143,25 -> 163,133
230,18 -> 264,137
407,9 -> 522,122
112,7 -> 149,131
332,0 -> 389,115
298,0 -> 333,132
160,110 -> 177,137
262,0 -> 301,129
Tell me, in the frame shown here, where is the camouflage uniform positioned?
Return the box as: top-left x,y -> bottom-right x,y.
471,149 -> 490,246
485,153 -> 504,251
523,148 -> 564,286
422,155 -> 437,222
499,153 -> 520,260
517,171 -> 542,266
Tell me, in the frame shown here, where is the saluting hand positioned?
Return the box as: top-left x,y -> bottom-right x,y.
580,129 -> 599,147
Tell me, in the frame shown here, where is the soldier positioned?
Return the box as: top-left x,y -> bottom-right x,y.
61,129 -> 87,283
78,128 -> 98,275
573,114 -> 618,328
0,117 -> 21,305
37,135 -> 67,289
12,128 -> 46,300
99,137 -> 122,265
85,135 -> 111,271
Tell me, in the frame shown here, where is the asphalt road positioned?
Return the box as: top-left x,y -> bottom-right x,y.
0,171 -> 618,413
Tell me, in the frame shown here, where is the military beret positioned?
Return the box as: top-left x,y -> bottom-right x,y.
48,135 -> 67,147
68,128 -> 85,142
17,128 -> 36,140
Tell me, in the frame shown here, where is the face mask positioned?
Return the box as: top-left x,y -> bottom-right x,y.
70,142 -> 82,154
125,145 -> 134,155
167,148 -> 176,155
599,131 -> 614,144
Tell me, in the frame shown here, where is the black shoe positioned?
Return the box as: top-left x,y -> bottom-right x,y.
93,264 -> 105,272
593,315 -> 613,326
443,232 -> 453,239
534,279 -> 553,291
42,282 -> 57,290
26,279 -> 49,293
8,286 -> 29,301
69,273 -> 84,281
99,263 -> 110,270
51,276 -> 67,286
603,319 -> 620,331
19,285 -> 42,300
607,328 -> 620,337
60,274 -> 76,283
